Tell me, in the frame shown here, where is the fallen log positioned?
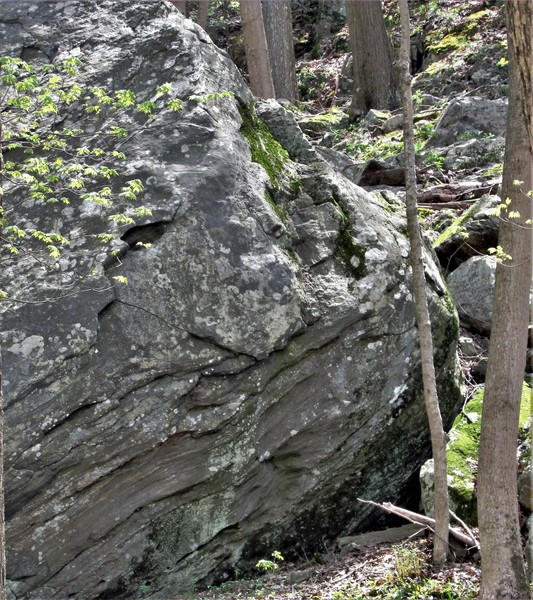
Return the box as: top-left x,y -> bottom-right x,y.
417,201 -> 472,210
337,523 -> 424,554
357,498 -> 480,551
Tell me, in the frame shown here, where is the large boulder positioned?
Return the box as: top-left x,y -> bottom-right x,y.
1,2 -> 461,599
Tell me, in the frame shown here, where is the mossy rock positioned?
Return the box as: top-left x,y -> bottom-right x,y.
238,103 -> 293,190
298,108 -> 349,134
336,229 -> 366,278
446,382 -> 531,525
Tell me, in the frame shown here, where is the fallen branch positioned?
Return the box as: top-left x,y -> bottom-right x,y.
449,509 -> 480,551
357,498 -> 479,550
417,201 -> 472,210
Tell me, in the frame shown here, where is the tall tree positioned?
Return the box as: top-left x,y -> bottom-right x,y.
240,0 -> 275,99
262,0 -> 298,102
397,0 -> 449,565
346,0 -> 399,116
0,112 -> 6,600
477,1 -> 532,598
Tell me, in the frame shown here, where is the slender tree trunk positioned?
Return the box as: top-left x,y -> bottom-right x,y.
346,0 -> 399,116
398,0 -> 449,565
197,0 -> 209,30
0,366 -> 5,600
262,0 -> 298,102
0,117 -> 7,600
477,2 -> 532,598
240,0 -> 275,99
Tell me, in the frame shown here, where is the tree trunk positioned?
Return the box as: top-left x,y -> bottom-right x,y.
397,0 -> 449,565
240,0 -> 275,98
170,0 -> 188,17
262,0 -> 298,102
0,118 -> 7,600
0,365 -> 5,600
477,2 -> 532,598
240,0 -> 275,99
346,0 -> 399,116
197,0 -> 209,30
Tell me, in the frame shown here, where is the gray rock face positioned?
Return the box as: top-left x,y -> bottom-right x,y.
448,255 -> 533,335
447,256 -> 496,334
430,96 -> 508,147
442,136 -> 505,171
1,2 -> 461,599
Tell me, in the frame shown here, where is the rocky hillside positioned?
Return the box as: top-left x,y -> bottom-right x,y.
1,1 -> 528,599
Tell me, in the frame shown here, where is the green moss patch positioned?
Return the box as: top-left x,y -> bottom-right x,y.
336,229 -> 366,278
432,200 -> 479,247
446,382 -> 532,525
238,103 -> 291,190
298,108 -> 349,133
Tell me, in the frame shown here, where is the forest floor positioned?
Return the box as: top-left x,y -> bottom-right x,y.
186,537 -> 480,599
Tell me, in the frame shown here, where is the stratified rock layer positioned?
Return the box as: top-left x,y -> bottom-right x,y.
1,2 -> 461,598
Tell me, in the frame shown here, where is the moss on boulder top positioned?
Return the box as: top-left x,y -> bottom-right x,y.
421,382 -> 531,525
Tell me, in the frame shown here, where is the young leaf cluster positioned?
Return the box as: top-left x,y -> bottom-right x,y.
0,56 -> 187,298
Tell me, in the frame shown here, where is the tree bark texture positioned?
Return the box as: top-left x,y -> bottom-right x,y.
170,0 -> 188,17
398,0 -> 450,565
507,0 -> 532,147
197,0 -> 209,30
346,0 -> 399,116
477,2 -> 532,598
262,0 -> 298,102
0,365 -> 5,600
240,0 -> 275,99
0,118 -> 6,599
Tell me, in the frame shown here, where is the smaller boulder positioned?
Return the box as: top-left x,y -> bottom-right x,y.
364,109 -> 390,129
382,114 -> 404,134
447,255 -> 495,335
429,96 -> 508,147
442,136 -> 505,171
420,383 -> 532,526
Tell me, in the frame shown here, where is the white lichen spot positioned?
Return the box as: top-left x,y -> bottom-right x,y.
366,248 -> 388,262
259,451 -> 270,462
8,335 -> 45,358
390,384 -> 408,407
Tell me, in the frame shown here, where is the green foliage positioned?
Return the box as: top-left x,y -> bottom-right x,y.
343,133 -> 404,162
297,65 -> 336,105
423,150 -> 445,169
428,33 -> 468,54
255,551 -> 284,573
0,55 -> 189,299
332,576 -> 477,599
189,91 -> 234,105
482,163 -> 503,177
393,546 -> 424,580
